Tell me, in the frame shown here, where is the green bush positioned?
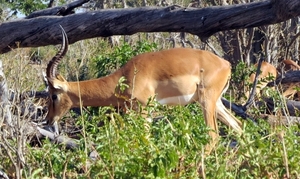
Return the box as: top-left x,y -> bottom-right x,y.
92,41 -> 158,77
78,103 -> 209,178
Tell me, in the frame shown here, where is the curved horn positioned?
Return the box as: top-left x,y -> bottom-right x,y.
46,25 -> 69,79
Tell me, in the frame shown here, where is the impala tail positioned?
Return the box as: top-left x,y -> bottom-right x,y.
216,81 -> 242,134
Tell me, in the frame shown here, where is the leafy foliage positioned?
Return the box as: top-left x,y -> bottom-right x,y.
4,0 -> 49,16
230,61 -> 256,102
92,41 -> 158,77
26,103 -> 211,178
23,103 -> 300,178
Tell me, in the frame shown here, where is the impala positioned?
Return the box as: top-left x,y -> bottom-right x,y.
45,28 -> 242,153
246,61 -> 277,99
281,59 -> 300,72
279,59 -> 300,100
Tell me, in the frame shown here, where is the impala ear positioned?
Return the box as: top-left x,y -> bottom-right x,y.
56,74 -> 67,82
47,77 -> 68,92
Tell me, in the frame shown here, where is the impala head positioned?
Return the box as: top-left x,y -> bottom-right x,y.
45,26 -> 72,125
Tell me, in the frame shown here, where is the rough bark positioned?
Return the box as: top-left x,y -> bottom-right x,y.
263,97 -> 300,117
222,96 -> 300,124
268,70 -> 300,86
0,0 -> 299,54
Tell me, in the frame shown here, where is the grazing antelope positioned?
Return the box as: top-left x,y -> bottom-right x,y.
245,61 -> 277,99
45,27 -> 242,153
279,59 -> 300,100
281,59 -> 300,72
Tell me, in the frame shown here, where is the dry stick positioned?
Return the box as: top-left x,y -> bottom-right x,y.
0,60 -> 13,135
285,30 -> 300,60
205,41 -> 222,58
180,32 -> 195,48
279,131 -> 290,178
15,64 -> 25,179
76,72 -> 89,172
275,86 -> 291,125
200,147 -> 206,179
2,133 -> 27,178
0,169 -> 9,179
243,57 -> 264,110
0,137 -> 16,178
244,28 -> 255,64
62,156 -> 70,179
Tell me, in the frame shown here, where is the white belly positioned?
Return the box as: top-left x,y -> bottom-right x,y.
157,94 -> 195,105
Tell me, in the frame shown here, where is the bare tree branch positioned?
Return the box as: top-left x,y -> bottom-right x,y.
0,0 -> 300,54
26,0 -> 90,19
243,57 -> 264,110
48,0 -> 56,8
268,70 -> 300,86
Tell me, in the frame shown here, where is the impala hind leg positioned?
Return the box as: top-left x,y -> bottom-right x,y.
198,88 -> 219,154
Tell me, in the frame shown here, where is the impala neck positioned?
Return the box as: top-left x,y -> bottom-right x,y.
66,72 -> 124,107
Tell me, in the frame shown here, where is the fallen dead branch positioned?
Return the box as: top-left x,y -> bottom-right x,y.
35,125 -> 79,149
260,114 -> 300,126
268,70 -> 300,86
33,123 -> 99,160
262,97 -> 300,117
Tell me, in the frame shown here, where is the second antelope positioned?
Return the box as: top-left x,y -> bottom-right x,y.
45,28 -> 242,153
279,59 -> 300,100
280,59 -> 300,72
246,60 -> 300,101
246,61 -> 277,99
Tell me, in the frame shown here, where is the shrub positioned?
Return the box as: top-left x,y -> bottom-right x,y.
92,41 -> 158,77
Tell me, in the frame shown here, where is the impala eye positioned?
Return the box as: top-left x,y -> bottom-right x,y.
52,94 -> 58,101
